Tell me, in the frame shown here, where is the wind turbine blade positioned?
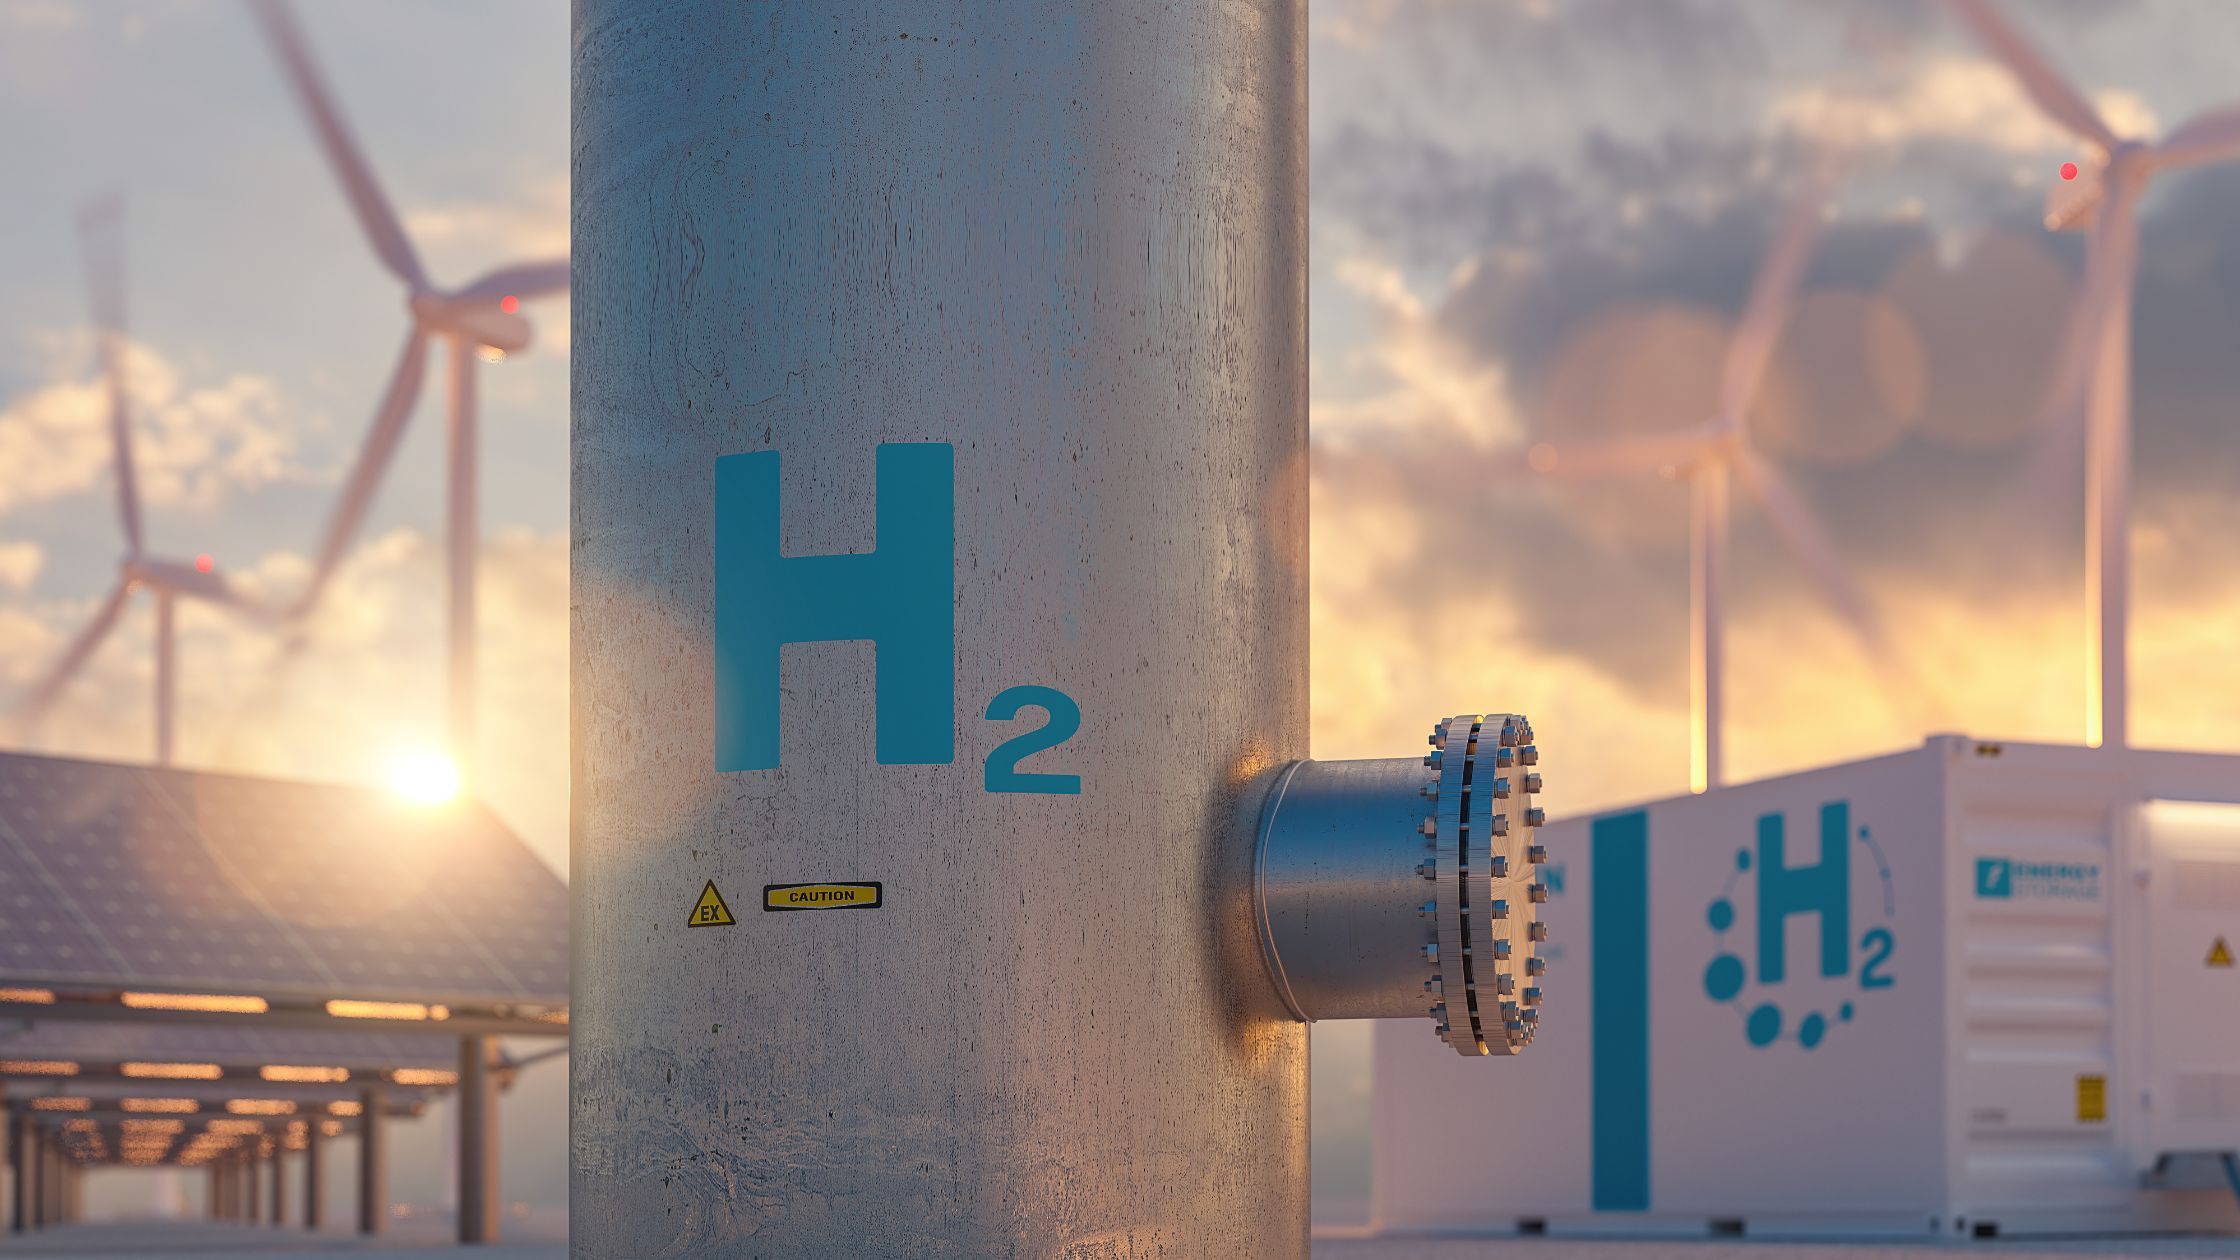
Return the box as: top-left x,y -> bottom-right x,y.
2016,174 -> 2141,507
1948,0 -> 2120,152
1524,426 -> 1720,479
1730,448 -> 1886,652
246,0 -> 427,291
77,195 -> 143,557
293,328 -> 429,618
14,581 -> 133,722
1719,182 -> 1831,424
2157,101 -> 2240,169
454,258 -> 570,304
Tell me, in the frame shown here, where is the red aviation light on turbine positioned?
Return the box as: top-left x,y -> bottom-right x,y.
409,292 -> 532,355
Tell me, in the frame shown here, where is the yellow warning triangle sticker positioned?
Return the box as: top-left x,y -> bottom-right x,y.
2209,936 -> 2234,968
688,880 -> 736,928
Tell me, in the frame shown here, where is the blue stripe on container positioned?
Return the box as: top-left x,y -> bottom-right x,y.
1591,809 -> 1650,1212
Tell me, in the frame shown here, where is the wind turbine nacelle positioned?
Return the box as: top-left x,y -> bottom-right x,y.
125,556 -> 248,610
414,293 -> 534,355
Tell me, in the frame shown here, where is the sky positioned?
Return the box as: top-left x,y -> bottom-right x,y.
1301,0 -> 2240,1216
0,0 -> 571,877
5,0 -> 2240,1230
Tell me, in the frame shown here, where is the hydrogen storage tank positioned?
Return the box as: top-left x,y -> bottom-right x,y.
1374,736 -> 2240,1239
572,2 -> 1556,1254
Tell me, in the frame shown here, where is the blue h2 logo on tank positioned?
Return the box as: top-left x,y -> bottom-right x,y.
713,441 -> 1081,793
1701,801 -> 1897,1051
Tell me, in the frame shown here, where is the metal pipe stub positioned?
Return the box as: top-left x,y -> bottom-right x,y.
1253,713 -> 1547,1056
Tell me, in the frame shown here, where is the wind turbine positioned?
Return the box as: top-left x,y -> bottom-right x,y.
1526,180 -> 1897,793
1951,0 -> 2240,752
12,196 -> 269,764
247,0 -> 568,788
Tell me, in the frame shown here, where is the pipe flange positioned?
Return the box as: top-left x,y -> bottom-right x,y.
1421,712 -> 1546,1056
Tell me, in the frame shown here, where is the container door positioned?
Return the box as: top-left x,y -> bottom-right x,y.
2141,800 -> 2240,1158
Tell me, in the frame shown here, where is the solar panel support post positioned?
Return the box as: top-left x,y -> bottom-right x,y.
25,1122 -> 41,1230
234,1147 -> 251,1221
62,1160 -> 79,1223
304,1115 -> 323,1231
358,1084 -> 385,1236
245,1138 -> 261,1222
205,1160 -> 219,1222
269,1137 -> 285,1227
458,1033 -> 497,1243
5,1103 -> 22,1233
35,1145 -> 48,1229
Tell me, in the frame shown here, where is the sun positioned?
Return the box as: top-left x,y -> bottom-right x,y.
389,753 -> 461,805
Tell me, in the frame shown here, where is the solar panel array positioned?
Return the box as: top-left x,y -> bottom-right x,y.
0,751 -> 567,1006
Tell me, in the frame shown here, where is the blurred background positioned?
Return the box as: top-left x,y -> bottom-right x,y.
3,0 -> 2239,1235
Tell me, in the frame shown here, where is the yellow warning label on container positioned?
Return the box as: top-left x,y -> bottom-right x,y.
688,881 -> 736,928
764,882 -> 883,912
2077,1074 -> 2106,1123
2209,937 -> 2234,968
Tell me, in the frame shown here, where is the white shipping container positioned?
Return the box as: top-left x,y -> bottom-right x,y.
1371,737 -> 2240,1240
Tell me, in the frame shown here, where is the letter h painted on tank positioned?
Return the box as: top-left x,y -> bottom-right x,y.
1755,802 -> 1850,984
714,442 -> 956,772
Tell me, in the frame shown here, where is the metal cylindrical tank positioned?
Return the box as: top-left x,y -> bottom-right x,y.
573,2 -> 1310,1254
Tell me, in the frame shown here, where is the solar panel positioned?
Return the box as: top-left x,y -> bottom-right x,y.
0,751 -> 567,1007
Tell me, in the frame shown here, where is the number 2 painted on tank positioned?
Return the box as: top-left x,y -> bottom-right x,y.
1858,927 -> 1895,989
984,685 -> 1083,795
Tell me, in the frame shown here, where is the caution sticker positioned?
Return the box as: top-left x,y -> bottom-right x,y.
688,880 -> 736,928
2209,936 -> 2234,968
2077,1074 -> 2106,1123
764,882 -> 883,912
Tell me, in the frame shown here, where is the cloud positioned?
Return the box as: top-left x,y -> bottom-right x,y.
1304,128 -> 2240,779
0,0 -> 77,30
0,542 -> 41,591
1769,55 -> 2158,154
1314,0 -> 1763,86
404,174 -> 570,273
0,336 -> 301,516
1312,443 -> 2240,814
1315,256 -> 1527,448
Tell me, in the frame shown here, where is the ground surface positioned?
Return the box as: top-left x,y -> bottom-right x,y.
0,1222 -> 564,1257
1316,1237 -> 2240,1258
6,1224 -> 2240,1257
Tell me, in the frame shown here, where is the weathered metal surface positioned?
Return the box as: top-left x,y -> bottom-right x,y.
572,1 -> 1308,1255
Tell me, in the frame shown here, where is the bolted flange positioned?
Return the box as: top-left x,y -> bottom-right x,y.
1251,711 -> 1550,1059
